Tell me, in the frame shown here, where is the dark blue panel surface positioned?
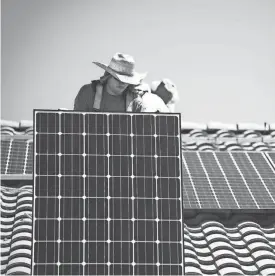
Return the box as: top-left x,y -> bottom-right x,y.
33,111 -> 183,276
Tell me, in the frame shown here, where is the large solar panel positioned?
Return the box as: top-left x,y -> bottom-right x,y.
32,110 -> 183,276
182,151 -> 275,209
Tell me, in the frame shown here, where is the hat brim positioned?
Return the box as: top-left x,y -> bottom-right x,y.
93,62 -> 147,85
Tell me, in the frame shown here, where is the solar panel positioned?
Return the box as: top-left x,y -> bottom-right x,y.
25,140 -> 34,174
1,139 -> 10,174
241,152 -> 275,201
231,152 -> 275,208
266,152 -> 275,169
32,110 -> 183,276
182,151 -> 275,209
0,137 -> 33,179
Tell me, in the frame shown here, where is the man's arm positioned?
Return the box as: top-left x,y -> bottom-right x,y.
74,85 -> 88,111
127,96 -> 144,112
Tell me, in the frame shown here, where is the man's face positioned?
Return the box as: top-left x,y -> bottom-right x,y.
107,76 -> 129,95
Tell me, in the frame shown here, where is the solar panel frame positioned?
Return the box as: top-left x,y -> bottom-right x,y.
32,109 -> 184,276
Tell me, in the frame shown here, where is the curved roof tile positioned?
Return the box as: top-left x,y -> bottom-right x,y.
0,120 -> 20,129
185,221 -> 275,275
251,142 -> 270,151
215,129 -> 236,138
189,129 -> 208,137
19,120 -> 33,129
242,130 -> 262,138
238,123 -> 267,131
196,142 -> 216,151
207,122 -> 238,131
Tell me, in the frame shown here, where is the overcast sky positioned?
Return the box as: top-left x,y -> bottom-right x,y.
1,0 -> 275,124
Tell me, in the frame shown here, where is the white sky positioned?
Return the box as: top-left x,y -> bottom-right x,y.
1,0 -> 275,123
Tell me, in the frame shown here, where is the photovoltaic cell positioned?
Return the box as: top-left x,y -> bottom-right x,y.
1,139 -> 10,174
266,152 -> 275,171
1,137 -> 33,177
25,141 -> 34,174
231,152 -> 275,207
182,151 -> 275,209
32,110 -> 183,276
214,152 -> 258,208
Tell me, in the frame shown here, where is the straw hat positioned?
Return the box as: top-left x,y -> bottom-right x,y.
93,53 -> 147,85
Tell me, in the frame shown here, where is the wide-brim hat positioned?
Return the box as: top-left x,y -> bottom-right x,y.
93,53 -> 147,85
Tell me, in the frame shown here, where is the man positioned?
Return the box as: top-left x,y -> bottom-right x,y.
74,53 -> 146,112
127,83 -> 170,113
151,79 -> 179,112
127,79 -> 179,113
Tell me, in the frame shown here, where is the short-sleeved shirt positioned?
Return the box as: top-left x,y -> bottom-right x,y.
101,90 -> 125,112
74,81 -> 127,112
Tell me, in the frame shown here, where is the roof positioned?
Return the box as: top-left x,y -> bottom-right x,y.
1,182 -> 32,275
1,119 -> 275,275
1,182 -> 275,275
184,217 -> 275,275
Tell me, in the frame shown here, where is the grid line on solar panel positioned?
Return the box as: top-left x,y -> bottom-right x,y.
199,151 -> 262,208
231,152 -> 260,179
2,139 -> 29,175
212,152 -> 239,208
264,152 -> 275,203
245,152 -> 275,206
57,112 -> 61,275
35,133 -> 180,137
223,152 -> 259,208
82,113 -> 86,275
266,152 -> 275,167
35,197 -> 181,200
33,111 -> 183,276
247,152 -> 275,178
181,153 -> 201,209
214,152 -> 258,208
181,151 -> 275,209
1,139 -> 11,174
22,140 -> 28,174
35,153 -> 180,158
196,152 -> 221,208
34,175 -> 180,178
25,141 -> 33,174
34,218 -> 182,221
182,152 -> 219,208
231,152 -> 275,208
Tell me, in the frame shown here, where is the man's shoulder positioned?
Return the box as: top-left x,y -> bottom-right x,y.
79,81 -> 97,94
